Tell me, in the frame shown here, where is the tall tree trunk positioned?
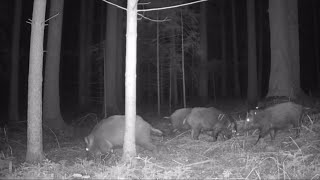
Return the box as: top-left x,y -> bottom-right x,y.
247,0 -> 258,108
156,13 -> 161,115
43,0 -> 65,130
99,0 -> 105,115
181,11 -> 186,108
287,0 -> 301,95
171,30 -> 178,106
26,0 -> 46,163
104,4 -> 119,116
267,0 -> 301,98
99,1 -> 105,41
116,7 -> 124,111
86,0 -> 94,108
220,0 -> 227,97
9,0 -> 22,123
231,0 -> 241,97
257,0 -> 264,98
123,0 -> 138,162
199,2 -> 208,103
78,0 -> 88,111
169,50 -> 172,112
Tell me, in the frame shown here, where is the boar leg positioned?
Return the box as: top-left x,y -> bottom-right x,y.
292,122 -> 300,138
191,128 -> 201,140
99,139 -> 113,154
211,129 -> 220,142
269,129 -> 277,140
255,128 -> 270,145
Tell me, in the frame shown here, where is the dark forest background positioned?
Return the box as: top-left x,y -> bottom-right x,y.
0,0 -> 319,124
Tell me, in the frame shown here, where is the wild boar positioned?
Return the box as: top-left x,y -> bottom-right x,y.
246,102 -> 303,144
84,115 -> 162,157
184,107 -> 237,141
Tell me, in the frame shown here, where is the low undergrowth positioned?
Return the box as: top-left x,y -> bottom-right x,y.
1,119 -> 320,179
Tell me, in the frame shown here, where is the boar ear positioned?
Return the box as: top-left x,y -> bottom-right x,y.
84,136 -> 91,151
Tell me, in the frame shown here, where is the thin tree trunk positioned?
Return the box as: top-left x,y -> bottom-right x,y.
171,30 -> 178,106
104,4 -> 119,116
26,0 -> 46,163
100,1 -> 105,116
99,1 -> 105,41
247,0 -> 258,108
181,11 -> 186,108
123,0 -> 138,162
86,0 -> 94,107
257,0 -> 264,98
231,0 -> 241,97
43,0 -> 64,129
169,53 -> 172,112
156,13 -> 161,115
78,0 -> 88,110
220,0 -> 227,97
199,2 -> 208,103
9,0 -> 22,123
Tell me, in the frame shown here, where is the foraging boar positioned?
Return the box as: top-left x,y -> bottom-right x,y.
246,102 -> 303,145
184,107 -> 237,141
167,108 -> 192,131
84,115 -> 162,157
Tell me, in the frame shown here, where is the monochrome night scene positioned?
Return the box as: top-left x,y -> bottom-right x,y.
0,0 -> 319,179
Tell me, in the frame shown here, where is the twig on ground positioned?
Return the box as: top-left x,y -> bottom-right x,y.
165,130 -> 190,144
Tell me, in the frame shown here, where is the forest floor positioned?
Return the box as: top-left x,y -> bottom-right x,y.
1,99 -> 320,179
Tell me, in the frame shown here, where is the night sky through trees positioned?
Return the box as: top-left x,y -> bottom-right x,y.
0,0 -> 319,123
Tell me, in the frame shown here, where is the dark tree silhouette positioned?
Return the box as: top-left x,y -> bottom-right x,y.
43,0 -> 65,130
268,0 -> 302,98
9,0 -> 22,123
247,0 -> 258,108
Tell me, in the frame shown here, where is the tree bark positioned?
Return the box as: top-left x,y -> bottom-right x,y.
257,0 -> 264,98
9,0 -> 22,123
199,2 -> 208,103
287,0 -> 301,94
247,0 -> 258,108
171,29 -> 178,106
122,0 -> 138,162
220,0 -> 227,97
231,0 -> 241,97
156,13 -> 161,115
26,0 -> 46,163
104,3 -> 119,116
86,0 -> 94,108
78,0 -> 89,110
181,11 -> 186,108
43,0 -> 65,130
267,0 -> 301,98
